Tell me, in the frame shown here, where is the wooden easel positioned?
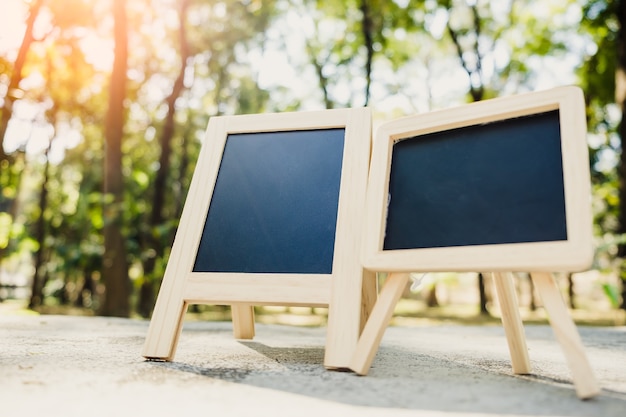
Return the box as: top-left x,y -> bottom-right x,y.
351,88 -> 600,399
142,108 -> 373,369
350,271 -> 600,399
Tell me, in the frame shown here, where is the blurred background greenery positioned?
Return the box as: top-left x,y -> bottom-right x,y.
0,0 -> 624,326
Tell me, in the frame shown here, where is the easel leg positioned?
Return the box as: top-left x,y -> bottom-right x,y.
360,269 -> 378,334
324,264 -> 366,369
530,272 -> 600,399
492,272 -> 531,374
231,304 -> 255,339
142,299 -> 189,361
350,272 -> 410,375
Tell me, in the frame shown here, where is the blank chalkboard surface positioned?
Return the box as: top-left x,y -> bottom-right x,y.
193,129 -> 344,274
363,86 -> 592,272
384,110 -> 567,250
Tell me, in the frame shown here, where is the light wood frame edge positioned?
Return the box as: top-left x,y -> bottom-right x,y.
362,86 -> 593,273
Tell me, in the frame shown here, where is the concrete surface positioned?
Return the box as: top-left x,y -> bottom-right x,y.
1,314 -> 625,417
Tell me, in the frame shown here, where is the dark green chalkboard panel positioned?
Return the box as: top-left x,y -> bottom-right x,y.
383,110 -> 567,250
193,128 -> 345,274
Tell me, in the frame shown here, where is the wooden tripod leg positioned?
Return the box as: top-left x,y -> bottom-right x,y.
143,299 -> 189,361
231,304 -> 255,339
530,272 -> 600,399
492,272 -> 531,374
350,272 -> 410,375
360,269 -> 378,334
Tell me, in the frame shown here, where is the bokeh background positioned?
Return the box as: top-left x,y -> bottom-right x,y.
0,0 -> 624,326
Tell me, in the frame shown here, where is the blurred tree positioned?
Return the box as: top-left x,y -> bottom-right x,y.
0,0 -> 44,269
616,0 -> 626,309
28,105 -> 56,309
1,0 -> 101,309
303,0 -> 422,108
101,0 -> 130,317
0,0 -> 44,160
1,0 -> 622,318
134,0 -> 277,316
137,0 -> 191,317
578,0 -> 624,310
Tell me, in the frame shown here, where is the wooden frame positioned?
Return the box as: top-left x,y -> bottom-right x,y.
351,87 -> 600,399
363,86 -> 592,273
143,108 -> 372,369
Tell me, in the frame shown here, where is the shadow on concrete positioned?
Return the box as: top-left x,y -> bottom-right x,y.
150,340 -> 626,417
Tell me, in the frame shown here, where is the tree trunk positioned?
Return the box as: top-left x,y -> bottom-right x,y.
567,273 -> 576,309
478,273 -> 488,315
306,40 -> 334,109
28,142 -> 52,309
426,286 -> 439,307
175,121 -> 191,218
617,0 -> 626,310
0,0 -> 43,270
138,0 -> 190,318
0,0 -> 43,159
75,269 -> 95,308
359,0 -> 374,106
528,273 -> 536,311
446,3 -> 484,103
101,0 -> 130,317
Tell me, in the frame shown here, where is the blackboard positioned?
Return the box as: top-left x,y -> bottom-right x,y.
352,90 -> 599,392
363,86 -> 592,272
143,108 -> 372,369
383,110 -> 567,250
193,129 -> 345,274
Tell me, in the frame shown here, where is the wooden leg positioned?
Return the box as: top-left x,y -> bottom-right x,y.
142,299 -> 188,361
350,272 -> 410,375
531,272 -> 600,399
231,304 -> 255,339
492,272 -> 531,374
360,269 -> 378,334
324,263 -> 365,369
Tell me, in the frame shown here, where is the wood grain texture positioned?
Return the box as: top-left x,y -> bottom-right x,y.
350,273 -> 410,375
531,272 -> 600,399
492,272 -> 531,374
360,269 -> 378,334
231,305 -> 255,340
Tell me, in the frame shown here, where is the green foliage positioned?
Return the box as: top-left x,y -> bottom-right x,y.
0,0 -> 624,314
0,212 -> 10,249
602,282 -> 621,308
580,0 -> 618,105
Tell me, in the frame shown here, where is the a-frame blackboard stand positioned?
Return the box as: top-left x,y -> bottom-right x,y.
143,108 -> 373,369
350,87 -> 601,399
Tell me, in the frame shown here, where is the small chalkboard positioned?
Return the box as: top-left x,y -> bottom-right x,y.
143,108 -> 372,369
352,88 -> 600,399
363,86 -> 592,272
